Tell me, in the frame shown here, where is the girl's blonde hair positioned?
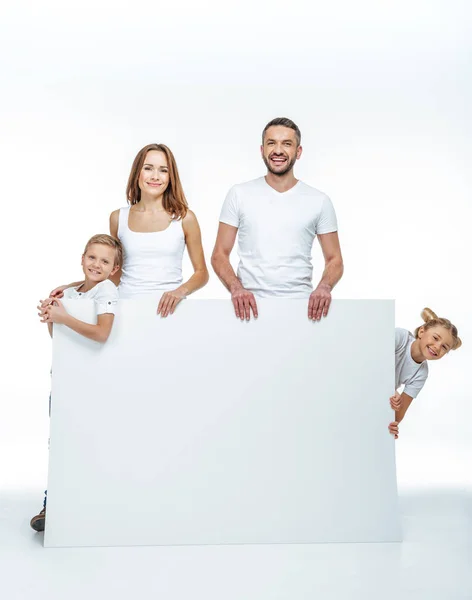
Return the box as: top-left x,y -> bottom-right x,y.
125,143 -> 188,220
414,307 -> 462,350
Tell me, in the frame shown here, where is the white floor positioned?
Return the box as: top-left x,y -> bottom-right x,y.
1,442 -> 471,600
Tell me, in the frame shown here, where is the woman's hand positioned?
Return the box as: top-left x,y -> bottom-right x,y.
157,288 -> 187,318
388,421 -> 399,439
390,392 -> 402,411
49,284 -> 69,299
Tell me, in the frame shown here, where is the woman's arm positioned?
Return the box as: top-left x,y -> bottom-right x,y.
157,210 -> 209,317
44,300 -> 115,343
109,210 -> 122,287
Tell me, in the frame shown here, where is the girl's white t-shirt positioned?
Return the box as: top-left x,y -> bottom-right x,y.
219,177 -> 338,297
395,327 -> 428,398
63,279 -> 119,315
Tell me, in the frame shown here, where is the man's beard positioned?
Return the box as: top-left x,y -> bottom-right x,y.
262,153 -> 297,176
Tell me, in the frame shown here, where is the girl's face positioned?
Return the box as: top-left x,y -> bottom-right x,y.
138,151 -> 170,197
417,325 -> 453,360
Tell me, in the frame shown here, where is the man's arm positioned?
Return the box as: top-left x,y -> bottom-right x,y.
308,232 -> 344,320
211,223 -> 258,320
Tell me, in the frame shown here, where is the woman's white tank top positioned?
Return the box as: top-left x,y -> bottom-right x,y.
118,207 -> 185,298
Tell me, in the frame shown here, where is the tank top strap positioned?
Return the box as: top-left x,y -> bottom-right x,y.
118,206 -> 131,238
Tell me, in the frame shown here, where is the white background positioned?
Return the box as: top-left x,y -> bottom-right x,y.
1,0 -> 470,494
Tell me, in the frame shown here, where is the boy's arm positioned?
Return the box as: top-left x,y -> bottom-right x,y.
61,313 -> 115,343
45,300 -> 115,343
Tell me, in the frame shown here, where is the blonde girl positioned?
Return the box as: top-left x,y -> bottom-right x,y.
389,308 -> 462,438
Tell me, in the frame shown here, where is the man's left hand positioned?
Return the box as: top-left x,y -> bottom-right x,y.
308,284 -> 332,321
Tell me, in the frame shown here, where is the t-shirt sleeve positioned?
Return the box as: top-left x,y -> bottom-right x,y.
219,186 -> 240,228
316,194 -> 338,234
403,368 -> 428,399
94,281 -> 119,315
395,328 -> 407,353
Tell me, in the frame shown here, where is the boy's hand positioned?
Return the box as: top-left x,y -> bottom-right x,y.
43,299 -> 69,324
388,421 -> 399,439
38,298 -> 54,322
390,392 -> 402,411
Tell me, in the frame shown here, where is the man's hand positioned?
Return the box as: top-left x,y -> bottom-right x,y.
231,284 -> 258,321
41,299 -> 69,324
390,392 -> 402,411
157,288 -> 187,318
388,421 -> 399,439
308,283 -> 332,321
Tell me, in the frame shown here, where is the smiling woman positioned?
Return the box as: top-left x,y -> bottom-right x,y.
50,144 -> 209,317
107,144 -> 209,316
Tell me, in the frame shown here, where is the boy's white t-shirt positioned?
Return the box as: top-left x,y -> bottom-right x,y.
219,177 -> 338,297
395,327 -> 429,398
63,279 -> 119,315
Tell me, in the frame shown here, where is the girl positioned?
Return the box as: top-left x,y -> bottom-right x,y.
50,143 -> 209,315
389,307 -> 462,438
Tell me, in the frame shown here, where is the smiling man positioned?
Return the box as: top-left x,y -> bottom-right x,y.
211,117 -> 344,321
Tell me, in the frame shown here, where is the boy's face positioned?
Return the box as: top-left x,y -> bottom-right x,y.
81,243 -> 119,283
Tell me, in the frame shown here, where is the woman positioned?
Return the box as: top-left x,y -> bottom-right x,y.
50,143 -> 209,315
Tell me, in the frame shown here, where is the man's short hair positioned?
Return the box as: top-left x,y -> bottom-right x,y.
262,117 -> 301,146
83,234 -> 123,268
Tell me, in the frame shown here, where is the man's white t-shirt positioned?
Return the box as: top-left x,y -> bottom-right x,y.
219,177 -> 338,297
63,279 -> 119,315
395,328 -> 428,398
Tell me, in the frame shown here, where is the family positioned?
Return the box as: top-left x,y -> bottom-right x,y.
30,117 -> 462,532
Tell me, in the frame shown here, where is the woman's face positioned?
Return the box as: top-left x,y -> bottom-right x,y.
417,325 -> 454,360
138,151 -> 170,197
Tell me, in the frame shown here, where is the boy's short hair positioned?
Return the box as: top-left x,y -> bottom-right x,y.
83,234 -> 123,268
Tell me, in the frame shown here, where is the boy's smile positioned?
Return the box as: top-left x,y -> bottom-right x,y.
81,243 -> 119,289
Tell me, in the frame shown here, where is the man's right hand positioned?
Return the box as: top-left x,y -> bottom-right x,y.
231,285 -> 258,321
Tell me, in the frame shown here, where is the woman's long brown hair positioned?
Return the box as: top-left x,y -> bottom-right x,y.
126,143 -> 188,220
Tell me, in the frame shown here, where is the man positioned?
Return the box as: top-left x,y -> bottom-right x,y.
211,117 -> 343,320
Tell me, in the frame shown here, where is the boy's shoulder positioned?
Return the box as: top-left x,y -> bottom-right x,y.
93,279 -> 119,298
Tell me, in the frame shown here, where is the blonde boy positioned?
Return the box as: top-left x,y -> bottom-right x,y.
30,234 -> 122,532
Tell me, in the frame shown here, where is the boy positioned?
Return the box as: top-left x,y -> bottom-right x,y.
30,234 -> 122,532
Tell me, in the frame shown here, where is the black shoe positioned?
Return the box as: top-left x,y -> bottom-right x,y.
30,508 -> 46,532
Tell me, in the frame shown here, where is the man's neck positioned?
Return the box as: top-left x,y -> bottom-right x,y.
264,172 -> 298,193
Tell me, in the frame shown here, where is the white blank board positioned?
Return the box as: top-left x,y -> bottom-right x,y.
44,299 -> 401,547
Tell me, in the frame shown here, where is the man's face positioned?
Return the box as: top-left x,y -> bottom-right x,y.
261,126 -> 302,176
